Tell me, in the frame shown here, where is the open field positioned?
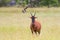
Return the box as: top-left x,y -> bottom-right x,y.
0,7 -> 60,40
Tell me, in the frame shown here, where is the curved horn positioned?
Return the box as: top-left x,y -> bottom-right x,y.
34,12 -> 36,16
30,12 -> 32,16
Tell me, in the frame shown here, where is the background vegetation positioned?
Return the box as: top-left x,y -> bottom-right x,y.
0,0 -> 60,7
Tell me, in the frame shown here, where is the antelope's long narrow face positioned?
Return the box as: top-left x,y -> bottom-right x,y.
30,13 -> 37,23
31,16 -> 36,23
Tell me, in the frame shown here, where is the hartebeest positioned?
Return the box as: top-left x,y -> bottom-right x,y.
30,13 -> 41,34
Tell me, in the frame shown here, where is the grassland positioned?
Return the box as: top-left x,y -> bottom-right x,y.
0,7 -> 60,40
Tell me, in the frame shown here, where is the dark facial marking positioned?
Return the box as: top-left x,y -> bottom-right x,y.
31,16 -> 35,23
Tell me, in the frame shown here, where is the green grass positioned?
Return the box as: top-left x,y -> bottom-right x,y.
0,7 -> 60,40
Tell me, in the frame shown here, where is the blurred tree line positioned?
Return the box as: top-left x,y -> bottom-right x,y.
0,0 -> 60,7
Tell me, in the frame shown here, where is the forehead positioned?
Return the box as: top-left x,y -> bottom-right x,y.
31,16 -> 35,17
31,16 -> 35,18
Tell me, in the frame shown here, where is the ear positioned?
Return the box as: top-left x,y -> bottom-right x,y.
35,17 -> 37,18
30,17 -> 32,18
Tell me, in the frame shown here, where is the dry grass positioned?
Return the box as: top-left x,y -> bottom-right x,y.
0,7 -> 60,13
0,7 -> 60,40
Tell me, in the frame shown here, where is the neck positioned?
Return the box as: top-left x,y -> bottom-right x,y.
32,19 -> 35,23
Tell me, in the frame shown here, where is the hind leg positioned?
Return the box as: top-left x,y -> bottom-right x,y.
34,30 -> 37,34
38,30 -> 40,34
